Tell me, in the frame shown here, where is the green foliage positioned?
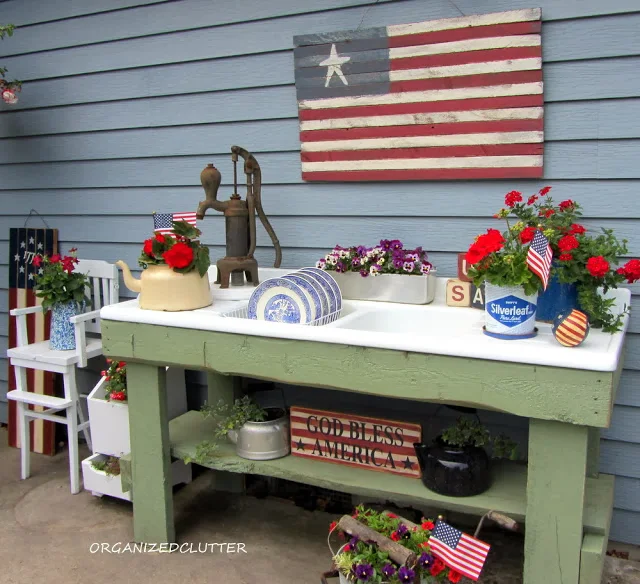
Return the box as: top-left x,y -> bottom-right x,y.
440,417 -> 518,460
138,219 -> 211,277
1,24 -> 21,95
33,250 -> 90,311
91,456 -> 121,476
188,396 -> 269,465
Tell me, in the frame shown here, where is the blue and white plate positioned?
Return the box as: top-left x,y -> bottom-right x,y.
283,274 -> 323,322
299,267 -> 342,316
248,278 -> 311,324
294,271 -> 330,321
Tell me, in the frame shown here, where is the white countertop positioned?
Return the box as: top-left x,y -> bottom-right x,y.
101,269 -> 631,372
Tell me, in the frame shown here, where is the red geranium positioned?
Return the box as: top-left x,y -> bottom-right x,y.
155,233 -> 166,243
49,254 -> 61,263
466,229 -> 505,265
430,559 -> 446,576
586,256 -> 610,278
504,190 -> 522,208
559,253 -> 573,261
559,199 -> 575,211
527,194 -> 538,205
143,238 -> 154,257
569,224 -> 586,235
448,570 -> 462,583
519,226 -> 536,244
539,186 -> 552,196
539,208 -> 554,218
421,520 -> 435,531
557,235 -> 579,253
617,259 -> 640,283
162,242 -> 194,269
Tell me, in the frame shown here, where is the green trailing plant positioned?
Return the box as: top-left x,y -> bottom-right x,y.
440,417 -> 518,460
185,396 -> 269,465
91,456 -> 121,476
101,358 -> 127,402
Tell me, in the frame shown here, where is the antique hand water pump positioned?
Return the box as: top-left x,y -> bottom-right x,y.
197,146 -> 282,288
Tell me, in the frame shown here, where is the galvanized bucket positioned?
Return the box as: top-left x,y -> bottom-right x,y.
227,408 -> 290,460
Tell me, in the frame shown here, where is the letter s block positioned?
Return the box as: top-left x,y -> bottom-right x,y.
446,279 -> 471,307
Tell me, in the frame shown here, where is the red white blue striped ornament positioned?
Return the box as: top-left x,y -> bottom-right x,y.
552,309 -> 590,347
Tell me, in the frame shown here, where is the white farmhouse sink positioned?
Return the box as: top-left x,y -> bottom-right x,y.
101,268 -> 631,372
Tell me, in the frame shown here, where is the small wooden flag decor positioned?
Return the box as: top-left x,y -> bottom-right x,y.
290,406 -> 422,478
293,8 -> 544,181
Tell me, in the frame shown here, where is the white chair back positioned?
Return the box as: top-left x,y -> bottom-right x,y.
75,259 -> 119,334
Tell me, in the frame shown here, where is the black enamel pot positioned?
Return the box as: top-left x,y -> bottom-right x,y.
414,438 -> 491,497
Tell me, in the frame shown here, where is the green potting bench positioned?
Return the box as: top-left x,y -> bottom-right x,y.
100,291 -> 628,584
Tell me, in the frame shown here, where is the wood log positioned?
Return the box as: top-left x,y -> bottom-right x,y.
337,515 -> 416,567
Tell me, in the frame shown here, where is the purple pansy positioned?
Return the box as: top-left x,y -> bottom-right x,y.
420,261 -> 433,274
354,563 -> 374,582
381,563 -> 396,578
398,566 -> 415,583
393,257 -> 405,270
352,257 -> 361,267
360,269 -> 369,277
336,262 -> 346,273
403,261 -> 415,272
418,552 -> 434,568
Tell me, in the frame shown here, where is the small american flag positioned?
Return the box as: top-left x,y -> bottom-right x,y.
429,520 -> 490,581
527,229 -> 553,290
153,212 -> 197,235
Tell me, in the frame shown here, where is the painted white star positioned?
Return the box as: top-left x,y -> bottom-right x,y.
37,242 -> 43,249
38,268 -> 44,275
319,44 -> 350,88
14,253 -> 20,262
28,273 -> 34,280
20,241 -> 26,248
29,237 -> 34,245
19,266 -> 25,273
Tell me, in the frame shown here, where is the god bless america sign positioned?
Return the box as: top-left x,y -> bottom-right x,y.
290,406 -> 422,478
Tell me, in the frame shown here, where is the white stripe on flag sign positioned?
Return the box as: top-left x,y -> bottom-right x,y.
293,8 -> 544,181
428,520 -> 490,581
153,212 -> 197,235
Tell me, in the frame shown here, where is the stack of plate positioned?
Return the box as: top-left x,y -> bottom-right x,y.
247,267 -> 342,324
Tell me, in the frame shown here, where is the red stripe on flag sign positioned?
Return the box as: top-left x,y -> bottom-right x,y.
303,167 -> 544,182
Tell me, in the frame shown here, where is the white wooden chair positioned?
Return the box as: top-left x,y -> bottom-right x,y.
6,259 -> 119,494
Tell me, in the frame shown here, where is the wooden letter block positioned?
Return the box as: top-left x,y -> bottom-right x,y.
457,252 -> 472,282
446,279 -> 471,307
471,282 -> 485,310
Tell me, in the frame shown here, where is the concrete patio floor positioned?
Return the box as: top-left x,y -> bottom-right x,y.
0,427 -> 634,584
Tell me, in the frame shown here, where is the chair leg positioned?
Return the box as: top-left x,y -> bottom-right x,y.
17,401 -> 31,480
63,373 -> 81,494
77,394 -> 92,451
14,365 -> 31,480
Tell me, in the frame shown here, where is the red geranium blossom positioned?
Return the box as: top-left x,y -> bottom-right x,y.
559,253 -> 573,261
539,185 -> 552,196
558,235 -> 579,253
586,256 -> 610,278
466,229 -> 505,265
559,199 -> 575,210
155,233 -> 166,243
539,208 -> 555,218
527,194 -> 538,205
143,238 -> 155,257
49,254 -> 61,263
33,255 -> 43,267
162,242 -> 194,269
448,570 -> 462,583
519,226 -> 537,244
504,190 -> 522,208
430,559 -> 446,576
390,531 -> 401,542
570,224 -> 586,235
617,259 -> 640,283
422,520 -> 435,531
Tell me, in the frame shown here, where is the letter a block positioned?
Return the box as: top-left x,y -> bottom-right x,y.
446,279 -> 471,307
471,283 -> 485,310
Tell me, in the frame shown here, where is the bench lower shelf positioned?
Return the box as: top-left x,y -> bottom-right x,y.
169,411 -> 613,536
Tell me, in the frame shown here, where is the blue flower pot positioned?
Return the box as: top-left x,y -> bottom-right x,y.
536,273 -> 579,323
50,300 -> 81,351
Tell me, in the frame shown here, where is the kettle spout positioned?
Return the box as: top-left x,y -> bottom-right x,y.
197,163 -> 227,219
413,442 -> 428,473
115,260 -> 142,293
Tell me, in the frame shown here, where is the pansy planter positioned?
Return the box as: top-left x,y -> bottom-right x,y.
336,572 -> 434,584
87,366 -> 189,458
330,272 -> 437,304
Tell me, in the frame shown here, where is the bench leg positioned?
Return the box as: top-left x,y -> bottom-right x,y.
524,418 -> 588,584
128,363 -> 174,544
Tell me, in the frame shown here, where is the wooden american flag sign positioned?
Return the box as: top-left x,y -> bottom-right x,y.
293,8 -> 544,181
290,406 -> 422,478
7,227 -> 58,455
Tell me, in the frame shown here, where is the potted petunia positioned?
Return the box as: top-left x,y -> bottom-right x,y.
116,219 -> 212,311
325,505 -> 464,583
494,187 -> 640,331
317,239 -> 436,304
